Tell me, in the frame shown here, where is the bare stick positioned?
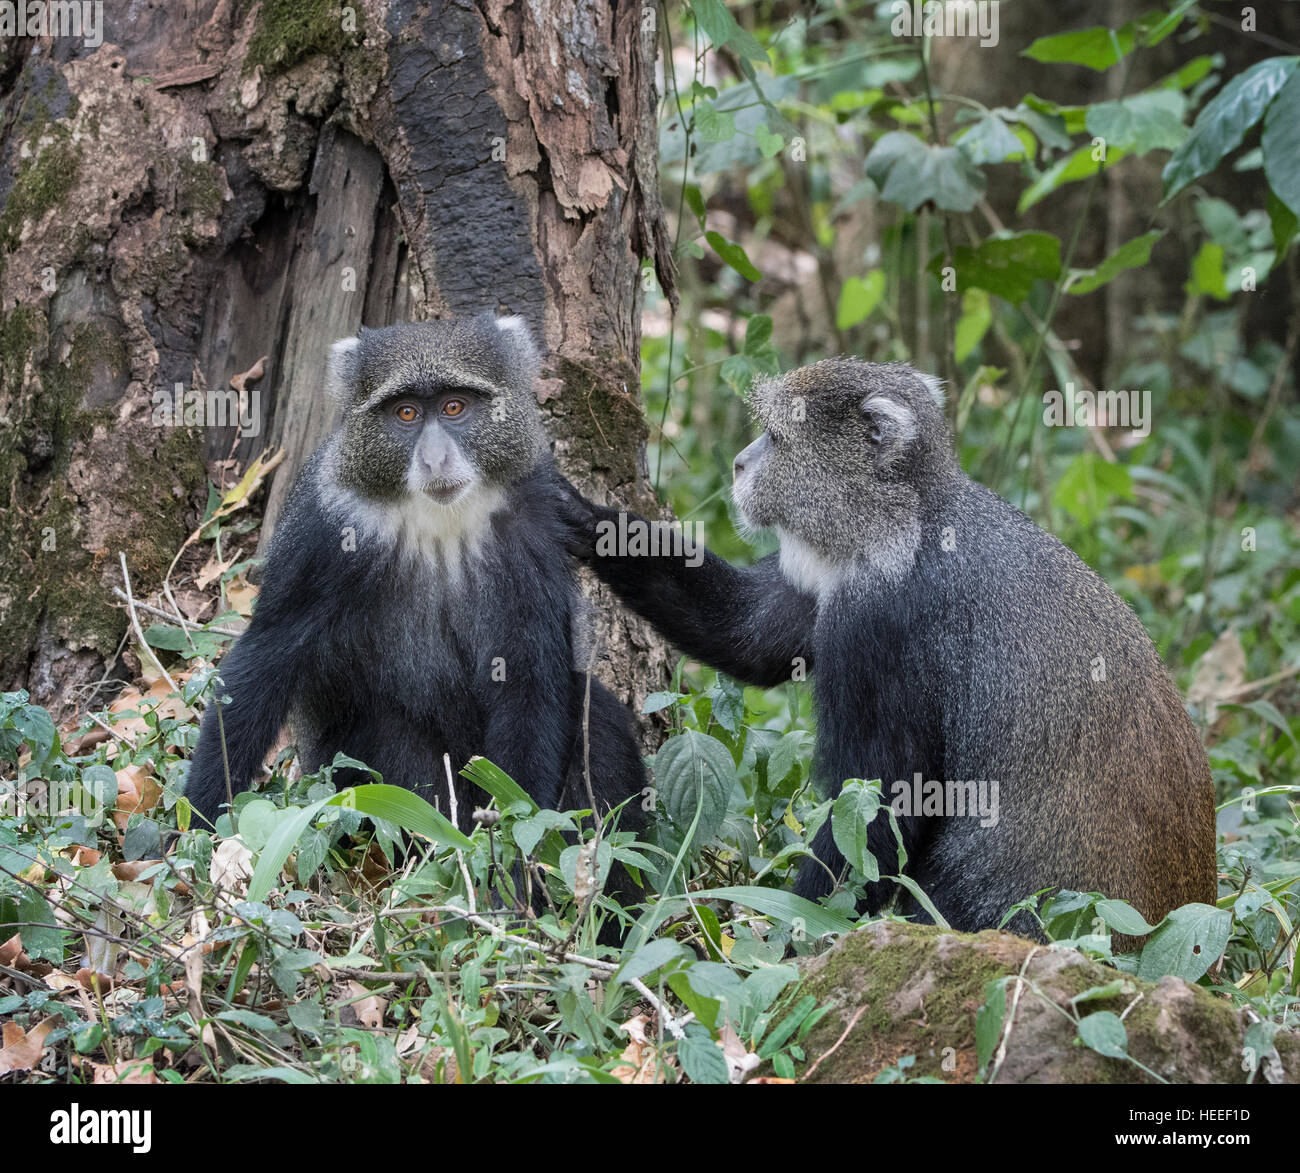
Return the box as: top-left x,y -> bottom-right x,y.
445,753 -> 476,916
119,553 -> 179,695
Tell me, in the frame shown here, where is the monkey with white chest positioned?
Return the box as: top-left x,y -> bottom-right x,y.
558,360 -> 1215,944
186,314 -> 646,850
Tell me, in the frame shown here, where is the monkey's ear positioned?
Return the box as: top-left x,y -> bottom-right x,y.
326,336 -> 361,404
915,372 -> 946,407
492,313 -> 540,381
861,394 -> 917,451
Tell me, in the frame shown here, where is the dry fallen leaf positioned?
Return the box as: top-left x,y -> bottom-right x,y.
0,1017 -> 58,1075
720,1022 -> 760,1084
86,1058 -> 159,1084
611,1013 -> 670,1084
1188,628 -> 1247,725
341,982 -> 385,1029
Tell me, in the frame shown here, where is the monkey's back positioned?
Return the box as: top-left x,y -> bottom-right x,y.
910,475 -> 1215,934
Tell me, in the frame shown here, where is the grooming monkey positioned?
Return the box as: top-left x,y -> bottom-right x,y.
558,360 -> 1215,939
186,314 -> 646,862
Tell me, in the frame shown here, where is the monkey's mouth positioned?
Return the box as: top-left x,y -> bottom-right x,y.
422,481 -> 471,504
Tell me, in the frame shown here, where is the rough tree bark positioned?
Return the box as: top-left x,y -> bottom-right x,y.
0,0 -> 676,724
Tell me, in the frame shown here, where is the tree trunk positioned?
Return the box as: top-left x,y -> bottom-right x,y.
0,0 -> 675,723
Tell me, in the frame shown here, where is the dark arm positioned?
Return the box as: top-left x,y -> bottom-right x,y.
476,560 -> 575,812
185,618 -> 307,826
185,484 -> 322,827
554,475 -> 815,688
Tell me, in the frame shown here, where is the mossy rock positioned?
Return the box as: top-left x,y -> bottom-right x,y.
781,921 -> 1298,1084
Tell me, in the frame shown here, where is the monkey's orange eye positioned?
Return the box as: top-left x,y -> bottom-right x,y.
395,403 -> 420,423
442,398 -> 466,418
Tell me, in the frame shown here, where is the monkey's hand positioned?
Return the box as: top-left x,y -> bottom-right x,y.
550,468 -> 604,560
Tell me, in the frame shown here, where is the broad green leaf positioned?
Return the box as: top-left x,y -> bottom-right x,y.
954,288 -> 991,362
677,1029 -> 731,1084
337,784 -> 473,849
866,131 -> 985,212
1068,231 -> 1163,294
691,0 -> 768,64
1095,899 -> 1158,937
705,230 -> 761,282
462,757 -> 538,816
1077,1011 -> 1129,1058
1022,24 -> 1135,71
1262,68 -> 1300,217
831,779 -> 882,881
835,271 -> 886,329
942,232 -> 1062,303
688,885 -> 853,937
1163,57 -> 1299,201
616,937 -> 691,984
1052,453 -> 1134,527
237,798 -> 281,853
1267,186 -> 1299,256
1136,903 -> 1232,982
1085,91 -> 1187,156
955,112 -> 1026,164
1187,241 -> 1230,300
654,729 -> 735,846
1071,979 -> 1131,1005
695,104 -> 735,143
1019,144 -> 1127,213
754,123 -> 784,158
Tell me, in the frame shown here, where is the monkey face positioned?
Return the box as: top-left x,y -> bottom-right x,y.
735,360 -> 952,560
326,315 -> 543,503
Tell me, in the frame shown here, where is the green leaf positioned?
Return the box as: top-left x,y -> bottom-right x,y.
865,131 -> 986,212
765,730 -> 812,788
512,809 -> 576,856
691,0 -> 768,64
754,123 -> 784,158
695,104 -> 735,144
1052,452 -> 1134,527
1262,68 -> 1300,217
616,937 -> 692,984
1187,241 -> 1230,300
1019,144 -> 1127,213
688,885 -> 853,937
237,798 -> 281,852
955,112 -> 1026,164
1095,899 -> 1158,937
890,873 -> 951,929
1136,903 -> 1232,982
1267,186 -> 1299,257
830,779 -> 882,881
462,757 -> 538,816
1085,91 -> 1187,156
1070,979 -> 1131,1005
1077,1011 -> 1129,1058
954,288 -> 991,362
15,886 -> 63,964
677,1029 -> 731,1084
1068,230 -> 1163,294
1163,57 -> 1300,201
642,690 -> 687,714
654,729 -> 735,847
974,977 -> 1009,1072
943,232 -> 1062,303
835,271 -> 886,329
335,784 -> 473,850
705,230 -> 762,282
1022,24 -> 1135,71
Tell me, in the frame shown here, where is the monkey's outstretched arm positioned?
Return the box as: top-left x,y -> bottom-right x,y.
554,477 -> 815,688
